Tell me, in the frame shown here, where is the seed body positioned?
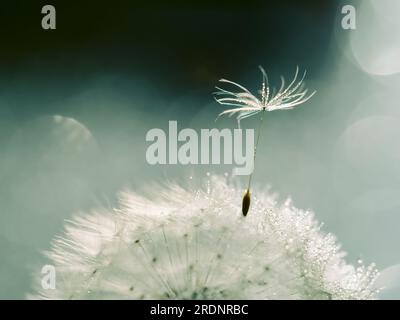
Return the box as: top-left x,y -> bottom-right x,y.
242,189 -> 251,216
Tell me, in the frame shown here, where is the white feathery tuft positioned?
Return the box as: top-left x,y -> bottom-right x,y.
214,66 -> 316,126
30,176 -> 378,300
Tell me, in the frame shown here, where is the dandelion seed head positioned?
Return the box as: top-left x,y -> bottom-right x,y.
30,176 -> 378,300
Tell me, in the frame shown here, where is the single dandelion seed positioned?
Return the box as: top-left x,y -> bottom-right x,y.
214,66 -> 316,216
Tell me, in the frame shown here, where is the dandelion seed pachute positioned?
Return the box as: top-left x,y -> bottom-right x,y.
214,66 -> 316,217
214,66 -> 316,124
30,176 -> 378,300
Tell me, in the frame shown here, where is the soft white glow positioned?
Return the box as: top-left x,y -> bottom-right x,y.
350,0 -> 400,76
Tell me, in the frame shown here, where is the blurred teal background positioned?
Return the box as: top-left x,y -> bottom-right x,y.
1,0 -> 400,298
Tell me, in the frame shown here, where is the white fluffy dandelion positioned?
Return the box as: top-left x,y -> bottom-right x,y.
30,176 -> 378,300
